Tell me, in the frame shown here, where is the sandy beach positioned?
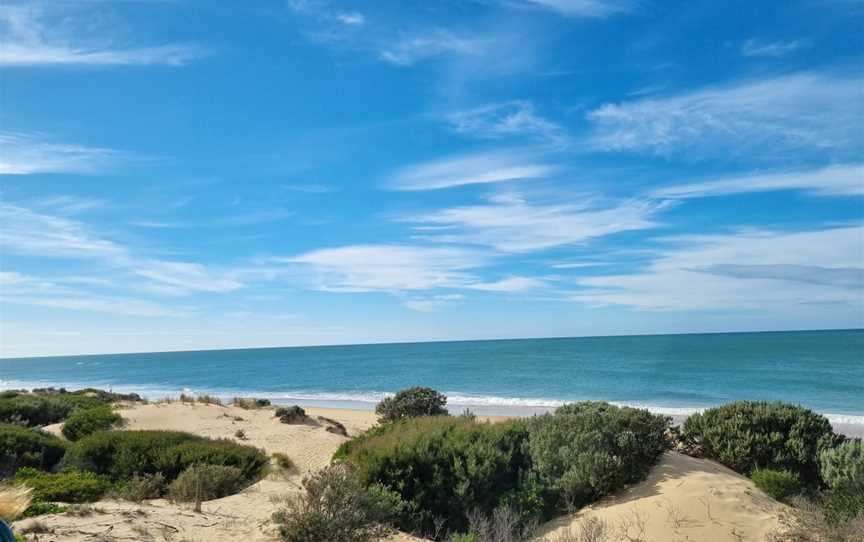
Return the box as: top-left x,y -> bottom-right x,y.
12,401 -> 798,541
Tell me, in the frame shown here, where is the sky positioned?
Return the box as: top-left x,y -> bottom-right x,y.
1,0 -> 862,357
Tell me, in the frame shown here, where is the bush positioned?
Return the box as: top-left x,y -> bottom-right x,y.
0,393 -> 106,426
751,469 -> 801,500
375,387 -> 448,423
276,406 -> 308,424
11,467 -> 112,503
273,464 -> 403,542
0,423 -> 68,476
820,439 -> 864,494
681,401 -> 841,483
60,430 -> 268,484
823,490 -> 864,524
335,416 -> 532,535
61,406 -> 122,441
527,402 -> 670,510
273,453 -> 294,471
232,397 -> 271,409
20,501 -> 68,518
167,464 -> 245,502
115,472 -> 165,502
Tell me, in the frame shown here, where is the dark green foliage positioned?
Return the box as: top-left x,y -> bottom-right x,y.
751,469 -> 801,500
115,472 -> 166,501
375,386 -> 448,423
335,416 -> 532,535
527,402 -> 671,510
820,439 -> 864,494
167,464 -> 245,502
0,423 -> 68,476
232,397 -> 271,409
61,406 -> 122,441
11,467 -> 112,503
682,401 -> 842,483
276,405 -> 308,424
20,502 -> 69,518
823,490 -> 864,524
59,430 -> 267,484
273,464 -> 403,542
0,393 -> 105,427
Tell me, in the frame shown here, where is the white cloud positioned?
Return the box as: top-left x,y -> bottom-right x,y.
0,203 -> 243,297
388,151 -> 555,191
520,0 -> 633,17
651,164 -> 864,199
336,12 -> 365,26
573,226 -> 864,311
0,132 -> 119,175
585,72 -> 864,159
446,101 -> 568,144
467,276 -> 545,291
0,5 -> 204,67
377,29 -> 487,66
285,244 -> 488,292
405,193 -> 665,252
741,39 -> 807,57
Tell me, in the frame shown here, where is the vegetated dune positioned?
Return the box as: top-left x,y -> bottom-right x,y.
14,403 -> 789,542
535,451 -> 791,542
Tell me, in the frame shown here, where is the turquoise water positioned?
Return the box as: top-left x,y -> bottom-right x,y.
2,330 -> 863,423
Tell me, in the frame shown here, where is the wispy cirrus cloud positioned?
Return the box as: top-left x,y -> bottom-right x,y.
585,72 -> 864,159
445,101 -> 568,145
517,0 -> 634,18
404,192 -> 665,252
651,163 -> 864,199
387,151 -> 555,191
0,4 -> 205,67
283,244 -> 489,292
0,203 -> 242,296
0,132 -> 120,175
740,39 -> 808,57
573,225 -> 864,311
376,29 -> 489,66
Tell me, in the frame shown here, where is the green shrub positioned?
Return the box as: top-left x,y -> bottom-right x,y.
276,406 -> 308,424
20,501 -> 68,518
0,393 -> 106,427
527,402 -> 670,510
273,453 -> 294,471
335,416 -> 532,535
681,401 -> 841,483
11,467 -> 112,503
375,387 -> 448,423
232,397 -> 271,409
820,439 -> 864,494
0,423 -> 68,476
60,430 -> 268,483
115,472 -> 166,501
823,490 -> 864,524
273,463 -> 403,542
167,464 -> 245,502
61,406 -> 122,441
751,469 -> 801,500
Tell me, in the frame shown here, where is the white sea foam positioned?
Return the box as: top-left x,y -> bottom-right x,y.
2,379 -> 862,425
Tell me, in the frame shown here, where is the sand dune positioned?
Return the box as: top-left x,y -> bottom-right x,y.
14,403 -> 789,541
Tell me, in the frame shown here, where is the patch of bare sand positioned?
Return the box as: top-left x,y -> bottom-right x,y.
535,451 -> 791,542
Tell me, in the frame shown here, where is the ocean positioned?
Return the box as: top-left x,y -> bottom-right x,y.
2,329 -> 863,425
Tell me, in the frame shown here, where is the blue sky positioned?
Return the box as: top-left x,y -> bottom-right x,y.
1,0 -> 862,357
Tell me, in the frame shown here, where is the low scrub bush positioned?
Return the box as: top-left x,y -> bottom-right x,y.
273,453 -> 294,471
167,464 -> 245,502
60,430 -> 267,484
375,386 -> 448,423
527,402 -> 670,511
115,472 -> 165,502
11,467 -> 111,503
751,469 -> 801,500
20,501 -> 68,518
335,416 -> 532,535
820,439 -> 864,494
232,397 -> 271,409
768,494 -> 864,542
61,406 -> 122,441
276,405 -> 307,424
0,423 -> 68,476
681,401 -> 841,483
273,464 -> 403,542
449,506 -> 538,542
0,393 -> 105,426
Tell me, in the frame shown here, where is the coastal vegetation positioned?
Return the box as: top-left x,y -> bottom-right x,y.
375,386 -> 449,423
60,406 -> 122,441
0,424 -> 68,476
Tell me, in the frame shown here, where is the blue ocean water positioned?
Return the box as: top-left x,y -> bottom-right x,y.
2,330 -> 863,423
